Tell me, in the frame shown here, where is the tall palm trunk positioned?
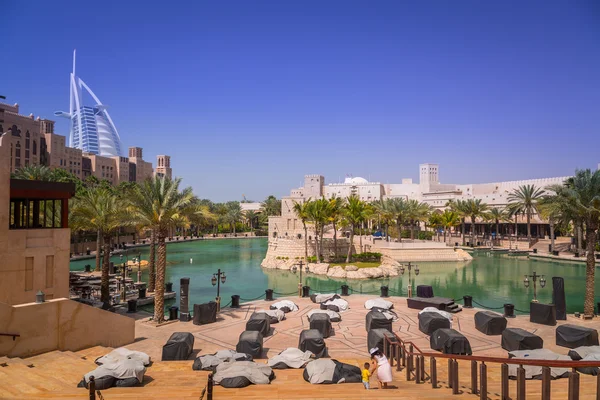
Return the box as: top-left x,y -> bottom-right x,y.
526,211 -> 532,241
332,221 -> 338,260
549,219 -> 555,253
346,224 -> 355,263
313,224 -> 320,263
496,220 -> 500,240
461,219 -> 466,246
154,229 -> 167,323
583,225 -> 597,317
303,223 -> 308,261
577,221 -> 583,255
471,215 -> 476,246
395,221 -> 401,242
100,234 -> 111,304
410,222 -> 415,240
148,229 -> 156,292
95,229 -> 102,271
359,223 -> 363,253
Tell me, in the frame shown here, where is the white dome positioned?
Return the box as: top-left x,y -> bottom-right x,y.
344,177 -> 369,185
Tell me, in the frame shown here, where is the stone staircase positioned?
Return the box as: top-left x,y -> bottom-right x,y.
0,346 -> 597,399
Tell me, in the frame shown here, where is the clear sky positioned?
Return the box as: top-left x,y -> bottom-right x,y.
3,1 -> 599,202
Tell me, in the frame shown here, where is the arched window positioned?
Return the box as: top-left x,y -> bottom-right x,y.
25,131 -> 30,164
32,140 -> 37,156
15,141 -> 21,168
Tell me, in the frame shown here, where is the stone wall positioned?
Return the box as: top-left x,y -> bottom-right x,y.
265,236 -> 352,262
0,298 -> 135,358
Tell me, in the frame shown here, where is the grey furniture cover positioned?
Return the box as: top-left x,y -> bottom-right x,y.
192,350 -> 253,372
508,349 -> 570,380
568,345 -> 600,360
236,331 -> 264,359
302,359 -> 362,384
213,361 -> 274,388
299,329 -> 328,358
556,324 -> 599,348
418,312 -> 451,335
161,332 -> 194,361
79,357 -> 146,389
307,309 -> 341,322
365,310 -> 392,332
255,309 -> 285,324
193,302 -> 217,325
501,328 -> 544,351
430,328 -> 472,355
246,313 -> 271,336
269,300 -> 298,313
530,302 -> 556,326
267,348 -> 313,369
367,328 -> 395,354
474,311 -> 507,335
309,313 -> 332,338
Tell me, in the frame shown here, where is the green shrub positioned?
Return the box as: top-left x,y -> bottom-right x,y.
307,256 -> 317,263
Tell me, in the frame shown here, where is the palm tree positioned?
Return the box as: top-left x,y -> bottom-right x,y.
406,199 -> 432,240
12,164 -> 54,181
447,199 -> 469,245
261,195 -> 282,216
464,199 -> 489,246
128,177 -> 194,323
439,209 -> 461,243
342,196 -> 369,263
71,187 -> 131,304
507,184 -> 545,242
243,210 -> 258,232
375,198 -> 401,242
292,199 -> 311,261
486,207 -> 510,240
305,198 -> 329,263
327,196 -> 344,260
428,213 -> 443,241
540,184 -> 575,253
225,201 -> 242,234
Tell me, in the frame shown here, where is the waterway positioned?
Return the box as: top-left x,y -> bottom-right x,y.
70,238 -> 596,314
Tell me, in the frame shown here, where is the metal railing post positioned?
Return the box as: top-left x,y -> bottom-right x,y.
517,364 -> 526,400
568,368 -> 580,400
207,373 -> 214,400
480,361 -> 487,400
452,359 -> 459,395
542,366 -> 551,400
416,355 -> 422,384
420,355 -> 425,380
448,358 -> 453,389
501,363 -> 509,400
406,345 -> 413,381
88,376 -> 96,400
431,357 -> 437,389
471,360 -> 478,395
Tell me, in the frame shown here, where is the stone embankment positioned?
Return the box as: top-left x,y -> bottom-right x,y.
261,256 -> 403,279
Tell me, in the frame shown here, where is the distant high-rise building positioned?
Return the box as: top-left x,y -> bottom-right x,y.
55,50 -> 123,157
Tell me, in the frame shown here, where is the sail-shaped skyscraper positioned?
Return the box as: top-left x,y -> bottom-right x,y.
55,50 -> 123,157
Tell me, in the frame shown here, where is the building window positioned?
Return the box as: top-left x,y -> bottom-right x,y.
32,140 -> 37,155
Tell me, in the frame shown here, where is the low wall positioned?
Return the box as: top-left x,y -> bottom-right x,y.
266,237 -> 351,260
378,247 -> 472,262
0,298 -> 135,358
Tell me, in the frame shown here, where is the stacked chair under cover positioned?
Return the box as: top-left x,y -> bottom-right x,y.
299,329 -> 328,358
267,348 -> 313,369
254,309 -> 286,324
246,312 -> 271,336
556,324 -> 599,348
193,302 -> 217,325
162,332 -> 195,361
474,311 -> 507,335
309,313 -> 332,338
192,349 -> 253,372
501,328 -> 544,351
418,311 -> 451,335
365,310 -> 392,332
367,328 -> 395,354
213,361 -> 275,388
303,359 -> 362,384
270,300 -> 298,313
430,328 -> 472,355
78,348 -> 151,389
236,331 -> 264,359
307,309 -> 341,322
508,349 -> 570,379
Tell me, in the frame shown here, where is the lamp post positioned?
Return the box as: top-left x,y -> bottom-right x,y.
136,253 -> 142,284
119,247 -> 130,303
523,271 -> 546,302
211,269 -> 227,312
400,262 -> 420,298
292,260 -> 310,297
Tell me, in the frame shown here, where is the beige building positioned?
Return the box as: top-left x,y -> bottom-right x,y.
155,155 -> 172,179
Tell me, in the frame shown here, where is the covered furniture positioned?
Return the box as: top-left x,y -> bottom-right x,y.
365,298 -> 393,310
430,328 -> 472,355
193,350 -> 253,372
299,329 -> 328,358
309,313 -> 332,338
310,293 -> 338,303
418,311 -> 451,335
556,324 -> 599,349
270,300 -> 298,313
246,313 -> 271,336
307,309 -> 341,322
568,345 -> 600,360
268,348 -> 313,369
407,296 -> 460,313
303,359 -> 362,384
365,310 -> 392,332
508,349 -> 570,379
236,331 -> 264,359
474,311 -> 507,335
529,302 -> 556,326
213,361 -> 274,388
416,285 -> 434,298
162,332 -> 194,361
322,297 -> 349,312
193,302 -> 217,325
501,328 -> 544,351
367,328 -> 396,354
254,309 -> 285,324
552,277 -> 567,320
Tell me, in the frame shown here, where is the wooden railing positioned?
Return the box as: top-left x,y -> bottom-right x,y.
383,333 -> 600,399
0,332 -> 20,341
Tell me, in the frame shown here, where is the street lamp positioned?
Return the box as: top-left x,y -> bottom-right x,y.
211,269 -> 226,311
136,253 -> 142,284
400,262 -> 419,298
292,260 -> 310,297
523,271 -> 546,302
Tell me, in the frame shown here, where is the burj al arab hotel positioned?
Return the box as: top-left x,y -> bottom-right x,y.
55,50 -> 123,157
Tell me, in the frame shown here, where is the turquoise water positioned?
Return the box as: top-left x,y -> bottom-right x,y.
70,238 -> 597,314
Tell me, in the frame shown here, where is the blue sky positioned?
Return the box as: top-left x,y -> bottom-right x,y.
3,1 -> 599,202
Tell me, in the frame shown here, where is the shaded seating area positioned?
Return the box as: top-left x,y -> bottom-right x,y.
236,331 -> 264,359
303,359 -> 361,384
556,324 -> 599,349
246,313 -> 271,336
474,311 -> 507,335
193,302 -> 217,325
161,332 -> 194,361
365,310 -> 392,332
501,328 -> 544,351
299,329 -> 328,358
418,311 -> 451,335
309,313 -> 332,338
430,328 -> 472,355
367,328 -> 395,354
